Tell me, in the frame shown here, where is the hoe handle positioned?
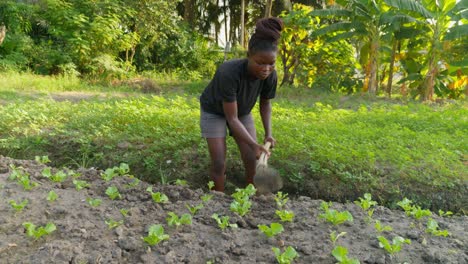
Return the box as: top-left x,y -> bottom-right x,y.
258,141 -> 271,166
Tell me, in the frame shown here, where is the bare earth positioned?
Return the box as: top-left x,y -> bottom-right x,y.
0,156 -> 466,264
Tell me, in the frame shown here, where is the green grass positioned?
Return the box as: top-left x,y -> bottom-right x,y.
1,72 -> 467,213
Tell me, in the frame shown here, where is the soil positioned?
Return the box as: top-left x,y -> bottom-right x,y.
0,155 -> 467,264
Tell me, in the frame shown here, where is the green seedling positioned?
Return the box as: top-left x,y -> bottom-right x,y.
47,191 -> 58,202
105,219 -> 124,229
211,213 -> 238,230
142,224 -> 169,246
186,203 -> 204,215
207,181 -> 215,190
120,208 -> 129,217
377,236 -> 411,256
106,186 -> 122,200
232,184 -> 256,200
167,212 -> 192,228
374,220 -> 393,233
18,174 -> 38,190
116,163 -> 130,175
230,198 -> 252,217
397,198 -> 431,220
258,222 -> 284,238
319,201 -> 353,226
67,170 -> 81,178
272,246 -> 299,264
332,246 -> 360,264
41,167 -> 52,178
23,222 -> 56,240
73,179 -> 90,191
9,199 -> 28,213
101,168 -> 117,181
275,210 -> 295,222
50,170 -> 68,183
426,218 -> 450,237
354,193 -> 377,210
330,231 -> 347,245
86,198 -> 102,207
8,164 -> 24,181
201,194 -> 213,203
275,192 -> 289,208
146,186 -> 169,203
438,210 -> 453,217
35,155 -> 50,164
175,179 -> 188,186
125,176 -> 140,188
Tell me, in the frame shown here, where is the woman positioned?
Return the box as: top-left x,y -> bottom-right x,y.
199,17 -> 284,192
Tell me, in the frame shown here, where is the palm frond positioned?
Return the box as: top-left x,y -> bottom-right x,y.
384,0 -> 433,19
444,24 -> 468,41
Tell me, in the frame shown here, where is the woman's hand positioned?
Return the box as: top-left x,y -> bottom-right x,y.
253,143 -> 271,159
264,136 -> 276,148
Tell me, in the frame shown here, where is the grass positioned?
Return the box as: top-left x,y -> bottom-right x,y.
0,72 -> 466,213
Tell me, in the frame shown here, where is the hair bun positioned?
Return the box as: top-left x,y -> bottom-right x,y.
253,17 -> 284,42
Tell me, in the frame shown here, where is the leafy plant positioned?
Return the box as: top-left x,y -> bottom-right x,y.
125,176 -> 140,188
438,210 -> 453,217
101,168 -> 118,181
272,246 -> 299,264
9,199 -> 28,213
175,179 -> 188,186
120,208 -> 129,217
201,194 -> 213,203
230,184 -> 256,217
377,236 -> 411,255
142,224 -> 169,246
105,219 -> 124,229
207,181 -> 215,190
50,170 -> 68,183
35,155 -> 51,164
211,213 -> 238,230
8,164 -> 24,181
426,218 -> 450,237
275,192 -> 289,208
47,191 -> 58,202
146,186 -> 169,203
17,174 -> 38,190
330,231 -> 347,245
354,193 -> 377,220
258,223 -> 284,238
186,203 -> 204,215
275,210 -> 295,222
374,220 -> 393,233
106,186 -> 122,200
397,198 -> 432,220
23,222 -> 56,240
319,201 -> 353,225
86,198 -> 102,207
73,179 -> 90,191
332,246 -> 360,264
167,212 -> 192,228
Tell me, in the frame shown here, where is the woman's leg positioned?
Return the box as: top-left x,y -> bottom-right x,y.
233,115 -> 257,185
206,137 -> 227,192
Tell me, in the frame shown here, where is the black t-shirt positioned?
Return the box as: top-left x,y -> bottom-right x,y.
200,58 -> 277,117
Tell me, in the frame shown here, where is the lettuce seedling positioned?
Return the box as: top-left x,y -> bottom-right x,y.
125,176 -> 140,188
330,231 -> 347,245
105,219 -> 124,229
146,186 -> 169,203
106,186 -> 122,200
9,199 -> 28,213
73,179 -> 90,191
17,174 -> 38,190
211,213 -> 238,231
47,191 -> 58,202
377,236 -> 411,256
332,246 -> 360,264
275,192 -> 289,209
438,210 -> 453,217
101,168 -> 117,181
230,198 -> 252,217
275,210 -> 295,222
272,246 -> 299,264
116,163 -> 130,175
374,220 -> 393,233
354,193 -> 377,211
120,208 -> 129,217
258,223 -> 284,238
142,224 -> 169,246
175,179 -> 188,186
50,170 -> 68,183
207,181 -> 215,190
8,164 -> 24,181
167,212 -> 192,228
186,203 -> 204,215
426,218 -> 450,237
201,194 -> 213,203
397,198 -> 431,220
35,155 -> 50,164
23,222 -> 56,240
319,201 -> 353,226
86,198 -> 102,207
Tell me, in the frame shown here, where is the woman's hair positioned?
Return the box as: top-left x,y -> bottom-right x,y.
248,17 -> 284,55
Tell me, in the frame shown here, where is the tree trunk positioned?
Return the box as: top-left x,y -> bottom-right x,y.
223,0 -> 228,45
183,0 -> 196,28
264,0 -> 273,18
386,39 -> 398,98
0,25 -> 6,45
423,55 -> 437,101
240,0 -> 245,48
368,37 -> 379,95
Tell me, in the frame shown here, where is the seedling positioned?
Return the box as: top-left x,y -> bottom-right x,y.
9,199 -> 28,213
67,170 -> 81,178
120,208 -> 129,217
105,186 -> 122,200
232,184 -> 256,200
105,219 -> 124,229
211,214 -> 238,230
330,231 -> 347,245
35,155 -> 50,164
186,203 -> 204,215
86,198 -> 102,207
377,236 -> 411,256
50,170 -> 68,183
73,179 -> 90,191
23,222 -> 56,240
201,194 -> 213,203
175,179 -> 188,186
116,163 -> 130,175
8,164 -> 24,181
355,193 -> 377,211
319,201 -> 353,226
167,212 -> 192,228
17,174 -> 38,190
275,210 -> 295,222
332,246 -> 360,264
101,168 -> 117,181
146,186 -> 169,203
426,218 -> 450,237
272,246 -> 299,264
438,210 -> 453,217
47,191 -> 58,202
275,192 -> 289,208
230,198 -> 252,217
374,220 -> 393,233
142,224 -> 169,246
125,176 -> 140,188
397,198 -> 431,220
207,181 -> 215,190
258,222 -> 284,238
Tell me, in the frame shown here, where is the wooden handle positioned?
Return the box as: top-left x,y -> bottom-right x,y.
258,141 -> 271,165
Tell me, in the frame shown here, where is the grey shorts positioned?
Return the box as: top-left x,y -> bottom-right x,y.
200,108 -> 255,138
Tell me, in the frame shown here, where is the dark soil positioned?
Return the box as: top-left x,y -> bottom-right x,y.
0,156 -> 466,264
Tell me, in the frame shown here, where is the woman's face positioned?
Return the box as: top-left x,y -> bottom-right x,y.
247,50 -> 277,80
